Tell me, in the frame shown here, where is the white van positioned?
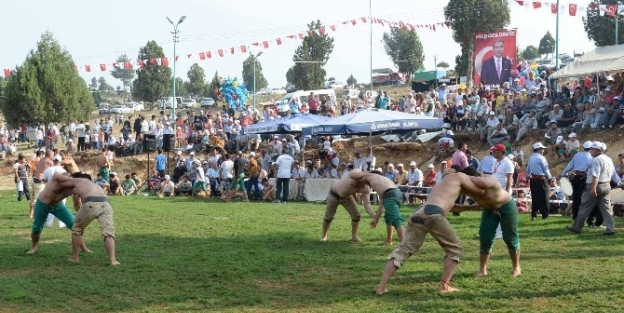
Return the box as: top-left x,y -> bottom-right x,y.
158,97 -> 182,109
278,89 -> 337,112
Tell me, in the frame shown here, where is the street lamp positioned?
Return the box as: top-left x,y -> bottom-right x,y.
252,51 -> 263,110
167,15 -> 186,121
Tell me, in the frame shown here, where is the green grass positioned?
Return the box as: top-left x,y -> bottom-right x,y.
1,193 -> 624,313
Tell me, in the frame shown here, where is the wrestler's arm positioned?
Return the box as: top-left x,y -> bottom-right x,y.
73,194 -> 82,212
52,173 -> 74,186
360,187 -> 376,218
370,194 -> 384,228
450,203 -> 482,213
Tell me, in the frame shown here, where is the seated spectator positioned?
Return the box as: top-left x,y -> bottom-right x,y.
516,190 -> 529,212
121,174 -> 137,195
423,163 -> 437,187
394,163 -> 407,185
601,97 -> 623,130
552,136 -> 566,160
565,133 -> 580,159
157,175 -> 175,197
175,175 -> 193,196
131,172 -> 144,194
514,111 -> 538,143
384,163 -> 397,182
480,111 -> 499,143
93,172 -> 110,193
487,123 -> 510,146
548,178 -> 567,214
544,120 -> 562,147
108,172 -> 122,195
261,178 -> 275,202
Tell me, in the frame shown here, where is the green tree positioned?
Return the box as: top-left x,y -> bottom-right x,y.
382,27 -> 425,81
97,76 -> 110,92
538,31 -> 555,57
0,76 -> 6,98
346,74 -> 357,86
89,77 -> 98,90
110,54 -> 135,101
92,91 -> 102,105
286,20 -> 335,90
132,40 -> 172,105
186,63 -> 207,97
0,32 -> 93,128
327,77 -> 336,82
175,78 -> 188,98
437,61 -> 450,69
521,45 -> 540,61
242,55 -> 268,92
207,71 -> 221,101
444,0 -> 511,87
583,1 -> 624,47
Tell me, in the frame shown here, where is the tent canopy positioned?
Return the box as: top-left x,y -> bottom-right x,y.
550,44 -> 624,79
412,69 -> 446,81
244,114 -> 330,134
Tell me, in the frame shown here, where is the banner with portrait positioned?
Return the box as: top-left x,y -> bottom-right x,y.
473,29 -> 517,87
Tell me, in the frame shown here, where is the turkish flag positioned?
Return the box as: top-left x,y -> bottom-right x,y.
99,64 -> 107,71
3,69 -> 11,77
199,52 -> 206,60
308,30 -> 315,37
124,61 -> 132,70
85,65 -> 91,72
569,4 -> 577,16
149,58 -> 156,65
351,19 -> 357,25
230,47 -> 235,54
551,3 -> 557,14
218,49 -> 224,57
319,27 -> 326,35
262,41 -> 269,48
606,4 -> 617,16
361,17 -> 367,23
240,45 -> 248,53
533,2 -> 541,9
275,38 -> 282,45
206,51 -> 212,59
330,25 -> 336,31
162,58 -> 169,67
298,33 -> 304,40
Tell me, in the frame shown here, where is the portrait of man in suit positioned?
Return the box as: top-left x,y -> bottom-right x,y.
480,39 -> 512,86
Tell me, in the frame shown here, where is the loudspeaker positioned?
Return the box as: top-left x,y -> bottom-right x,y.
163,134 -> 174,152
144,134 -> 157,152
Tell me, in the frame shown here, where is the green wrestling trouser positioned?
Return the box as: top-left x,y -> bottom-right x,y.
383,188 -> 404,228
32,199 -> 75,233
100,167 -> 110,182
479,199 -> 520,255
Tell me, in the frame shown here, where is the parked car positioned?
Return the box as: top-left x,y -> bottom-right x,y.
200,97 -> 216,108
269,88 -> 287,95
98,102 -> 111,115
125,102 -> 144,111
109,105 -> 134,115
158,97 -> 183,109
181,98 -> 197,108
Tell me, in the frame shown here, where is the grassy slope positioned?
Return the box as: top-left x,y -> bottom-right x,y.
0,194 -> 623,313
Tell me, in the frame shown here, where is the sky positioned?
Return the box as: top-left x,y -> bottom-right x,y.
0,0 -> 596,90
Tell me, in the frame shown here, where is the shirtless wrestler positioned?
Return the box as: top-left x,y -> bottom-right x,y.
95,148 -> 110,182
59,150 -> 80,174
376,168 -> 485,294
59,172 -> 119,266
27,172 -> 90,255
31,150 -> 54,218
321,169 -> 376,242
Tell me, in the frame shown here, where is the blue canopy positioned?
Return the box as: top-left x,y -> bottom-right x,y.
302,109 -> 444,136
244,114 -> 330,134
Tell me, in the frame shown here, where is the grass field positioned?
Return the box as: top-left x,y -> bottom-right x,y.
1,193 -> 624,313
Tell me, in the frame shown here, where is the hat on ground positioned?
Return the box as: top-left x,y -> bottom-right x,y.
409,161 -> 417,166
583,140 -> 593,149
533,142 -> 547,149
489,144 -> 506,153
555,136 -> 564,144
164,175 -> 171,180
54,155 -> 62,162
427,164 -> 434,169
568,132 -> 577,138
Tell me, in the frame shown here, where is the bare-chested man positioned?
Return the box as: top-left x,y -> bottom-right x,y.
95,148 -> 110,182
28,150 -> 46,218
350,170 -> 405,245
58,172 -> 119,266
31,150 -> 54,219
376,167 -> 486,294
59,150 -> 80,174
27,172 -> 90,255
321,169 -> 376,242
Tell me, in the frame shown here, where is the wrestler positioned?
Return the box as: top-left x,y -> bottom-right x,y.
27,172 -> 90,254
321,169 -> 376,242
59,150 -> 80,173
95,148 -> 110,182
31,150 -> 54,218
352,170 -> 405,245
60,172 -> 119,266
376,169 -> 483,294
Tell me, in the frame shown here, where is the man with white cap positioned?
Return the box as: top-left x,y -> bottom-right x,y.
480,111 -> 499,143
157,175 -> 175,197
185,151 -> 197,174
564,133 -> 580,159
525,142 -> 552,220
385,163 -> 397,182
567,141 -> 622,235
561,140 -> 595,220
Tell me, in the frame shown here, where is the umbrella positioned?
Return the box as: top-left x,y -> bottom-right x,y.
244,114 -> 330,134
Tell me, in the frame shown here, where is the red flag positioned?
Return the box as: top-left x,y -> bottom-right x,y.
124,61 -> 132,70
298,33 -> 304,40
230,47 -> 235,54
199,52 -> 206,60
149,58 -> 156,65
262,41 -> 269,48
533,2 -> 541,9
606,4 -> 617,16
85,65 -> 91,72
515,0 -> 524,5
551,3 -> 557,14
206,51 -> 212,59
287,35 -> 295,39
162,58 -> 169,67
330,25 -> 336,31
275,38 -> 282,45
99,64 -> 107,71
569,4 -> 577,16
319,27 -> 326,35
351,19 -> 357,25
218,49 -> 224,57
175,56 -> 180,61
308,30 -> 315,37
251,42 -> 260,46
240,45 -> 248,53
361,17 -> 367,23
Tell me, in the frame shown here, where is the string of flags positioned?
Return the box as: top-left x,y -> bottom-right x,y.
514,1 -> 624,17
2,16 -> 451,78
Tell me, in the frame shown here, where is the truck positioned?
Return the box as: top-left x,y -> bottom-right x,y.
371,68 -> 406,86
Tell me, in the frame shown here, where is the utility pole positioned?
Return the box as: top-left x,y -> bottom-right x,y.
555,0 -> 560,70
433,55 -> 438,89
369,0 -> 374,96
167,16 -> 186,121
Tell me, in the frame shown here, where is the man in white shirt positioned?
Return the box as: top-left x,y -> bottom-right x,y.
219,154 -> 234,190
75,121 -> 86,151
488,123 -> 510,147
406,161 -> 423,187
274,149 -> 294,203
354,148 -> 376,171
69,121 -> 77,140
480,111 -> 499,142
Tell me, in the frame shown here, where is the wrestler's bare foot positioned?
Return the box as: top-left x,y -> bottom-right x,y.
475,270 -> 488,277
384,240 -> 393,246
351,236 -> 362,243
439,284 -> 460,293
320,236 -> 328,242
82,248 -> 93,253
68,257 -> 80,263
512,267 -> 522,277
375,285 -> 388,296
110,260 -> 120,266
26,247 -> 38,254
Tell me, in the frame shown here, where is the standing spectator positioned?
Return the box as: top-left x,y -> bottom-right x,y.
154,149 -> 167,177
308,92 -> 319,115
451,142 -> 469,169
133,115 -> 142,139
526,142 -> 552,220
274,149 -> 294,203
466,150 -> 480,169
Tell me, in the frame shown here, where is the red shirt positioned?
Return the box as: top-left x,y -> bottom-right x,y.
424,171 -> 437,187
308,97 -> 319,110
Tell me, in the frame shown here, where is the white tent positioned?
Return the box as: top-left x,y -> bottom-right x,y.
550,45 -> 624,79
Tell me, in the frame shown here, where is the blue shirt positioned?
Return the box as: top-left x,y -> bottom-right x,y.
155,154 -> 167,171
469,157 -> 480,170
478,155 -> 496,173
561,151 -> 593,176
385,170 -> 397,182
526,153 -> 552,179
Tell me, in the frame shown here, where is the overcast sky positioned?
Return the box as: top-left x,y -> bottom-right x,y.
0,0 -> 595,89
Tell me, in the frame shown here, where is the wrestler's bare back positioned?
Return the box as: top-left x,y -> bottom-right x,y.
69,178 -> 108,201
463,175 -> 512,209
96,153 -> 109,167
34,156 -> 53,180
424,173 -> 483,213
38,174 -> 76,206
332,170 -> 369,197
361,173 -> 397,194
61,156 -> 80,174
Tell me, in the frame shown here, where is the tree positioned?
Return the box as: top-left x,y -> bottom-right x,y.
116,85 -> 122,95
0,32 -> 93,128
97,76 -> 110,92
583,0 -> 624,47
538,31 -> 555,57
444,0 -> 511,87
132,40 -> 172,105
437,61 -> 450,69
454,48 -> 469,77
346,74 -> 357,86
175,78 -> 188,98
92,91 -> 102,105
521,45 -> 540,61
382,27 -> 425,82
286,20 -> 335,90
242,55 -> 268,92
89,77 -> 98,90
327,77 -> 336,82
186,63 -> 207,97
207,71 -> 221,101
0,76 -> 6,98
110,54 -> 135,101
